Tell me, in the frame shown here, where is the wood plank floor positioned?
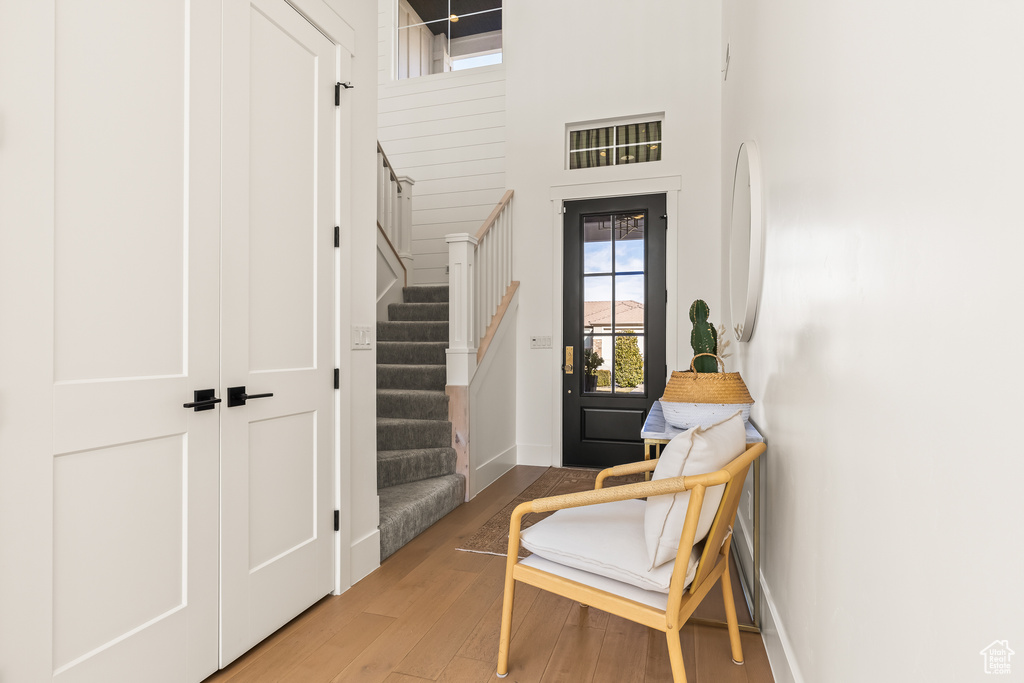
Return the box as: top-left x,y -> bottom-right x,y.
204,466 -> 774,683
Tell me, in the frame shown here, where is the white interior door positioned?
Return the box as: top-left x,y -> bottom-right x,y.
50,1 -> 221,682
220,0 -> 339,664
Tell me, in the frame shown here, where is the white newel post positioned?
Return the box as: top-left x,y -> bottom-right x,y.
397,175 -> 415,283
446,233 -> 478,385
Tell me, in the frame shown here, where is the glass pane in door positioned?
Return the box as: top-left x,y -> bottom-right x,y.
583,215 -> 612,274
613,213 -> 644,270
612,334 -> 645,395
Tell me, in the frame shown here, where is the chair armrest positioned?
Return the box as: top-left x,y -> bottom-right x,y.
595,459 -> 659,489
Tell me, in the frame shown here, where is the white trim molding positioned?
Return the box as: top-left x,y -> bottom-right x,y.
547,176 -> 682,467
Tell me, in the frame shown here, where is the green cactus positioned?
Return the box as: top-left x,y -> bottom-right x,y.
689,299 -> 719,373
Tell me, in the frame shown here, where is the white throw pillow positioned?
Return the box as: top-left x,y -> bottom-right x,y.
644,410 -> 746,568
519,499 -> 701,593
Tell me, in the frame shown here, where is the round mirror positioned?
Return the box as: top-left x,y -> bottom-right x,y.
728,141 -> 764,342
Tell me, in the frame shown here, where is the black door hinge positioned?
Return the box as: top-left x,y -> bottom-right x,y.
334,510 -> 340,532
335,81 -> 353,105
334,226 -> 340,248
334,368 -> 340,389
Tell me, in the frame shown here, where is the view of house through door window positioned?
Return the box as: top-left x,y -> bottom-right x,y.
583,213 -> 647,394
397,0 -> 502,80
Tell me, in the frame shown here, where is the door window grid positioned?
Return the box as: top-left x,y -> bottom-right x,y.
568,119 -> 662,170
582,212 -> 646,395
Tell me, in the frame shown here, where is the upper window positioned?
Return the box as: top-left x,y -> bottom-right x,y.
567,117 -> 663,170
397,0 -> 502,80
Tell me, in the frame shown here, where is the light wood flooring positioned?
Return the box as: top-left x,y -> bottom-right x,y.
204,466 -> 774,683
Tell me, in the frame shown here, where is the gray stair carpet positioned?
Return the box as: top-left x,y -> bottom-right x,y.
377,285 -> 463,561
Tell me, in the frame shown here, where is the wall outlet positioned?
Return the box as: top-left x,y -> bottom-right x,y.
351,325 -> 372,350
530,335 -> 552,349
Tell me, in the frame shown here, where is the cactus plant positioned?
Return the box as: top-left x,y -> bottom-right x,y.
689,299 -> 719,373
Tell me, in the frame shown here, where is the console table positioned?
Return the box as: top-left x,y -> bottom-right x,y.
641,401 -> 764,633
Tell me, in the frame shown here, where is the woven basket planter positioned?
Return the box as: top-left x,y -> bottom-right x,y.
660,353 -> 754,429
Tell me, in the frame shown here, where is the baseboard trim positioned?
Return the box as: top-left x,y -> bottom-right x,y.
757,567 -> 805,683
349,529 -> 380,587
732,517 -> 804,683
470,444 -> 516,499
515,443 -> 553,467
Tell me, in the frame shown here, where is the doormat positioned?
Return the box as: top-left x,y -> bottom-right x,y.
456,467 -> 645,558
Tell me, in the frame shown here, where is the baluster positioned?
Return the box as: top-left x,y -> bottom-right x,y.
377,152 -> 385,226
509,203 -> 514,284
494,225 -> 500,307
480,237 -> 486,340
477,242 -> 485,344
390,180 -> 398,242
487,233 -> 493,319
500,209 -> 508,290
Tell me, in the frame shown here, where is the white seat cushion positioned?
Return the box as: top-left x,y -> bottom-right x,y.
519,554 -> 671,610
519,499 -> 700,593
645,410 -> 746,568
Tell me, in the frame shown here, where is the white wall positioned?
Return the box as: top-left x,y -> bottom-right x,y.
721,1 -> 1024,681
376,228 -> 406,321
468,290 -> 519,498
377,64 -> 507,284
504,0 -> 723,466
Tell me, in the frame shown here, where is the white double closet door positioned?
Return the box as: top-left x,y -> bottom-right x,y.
50,0 -> 343,680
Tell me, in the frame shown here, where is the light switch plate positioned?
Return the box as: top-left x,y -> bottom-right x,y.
530,335 -> 552,349
351,325 -> 373,350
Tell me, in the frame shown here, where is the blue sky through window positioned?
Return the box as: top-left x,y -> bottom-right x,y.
583,240 -> 644,302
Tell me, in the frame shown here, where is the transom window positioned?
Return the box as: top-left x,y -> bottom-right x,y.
567,117 -> 663,170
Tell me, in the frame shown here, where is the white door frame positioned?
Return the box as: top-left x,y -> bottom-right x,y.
281,0 -> 355,596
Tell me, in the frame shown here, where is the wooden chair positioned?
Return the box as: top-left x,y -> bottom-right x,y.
496,442 -> 766,682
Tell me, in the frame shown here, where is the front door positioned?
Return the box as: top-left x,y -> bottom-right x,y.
562,194 -> 667,468
219,0 -> 340,664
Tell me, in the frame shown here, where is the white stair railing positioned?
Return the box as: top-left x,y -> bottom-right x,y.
377,142 -> 414,280
446,189 -> 514,384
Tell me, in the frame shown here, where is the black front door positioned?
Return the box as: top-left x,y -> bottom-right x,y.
562,194 -> 667,468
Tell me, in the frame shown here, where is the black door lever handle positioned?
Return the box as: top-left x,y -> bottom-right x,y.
227,386 -> 274,407
184,389 -> 221,411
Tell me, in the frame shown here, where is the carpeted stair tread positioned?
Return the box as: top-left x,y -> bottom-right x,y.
377,320 -> 448,342
379,474 -> 465,561
377,341 -> 447,365
377,417 -> 452,450
377,389 -> 448,420
402,285 -> 449,303
387,302 -> 449,322
376,283 -> 461,562
377,447 -> 457,489
377,364 -> 446,391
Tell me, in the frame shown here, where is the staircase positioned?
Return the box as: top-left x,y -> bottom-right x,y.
376,284 -> 465,561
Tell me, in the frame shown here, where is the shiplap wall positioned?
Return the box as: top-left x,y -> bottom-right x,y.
377,64 -> 507,284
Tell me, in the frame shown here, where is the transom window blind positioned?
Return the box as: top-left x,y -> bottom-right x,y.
568,120 -> 662,169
